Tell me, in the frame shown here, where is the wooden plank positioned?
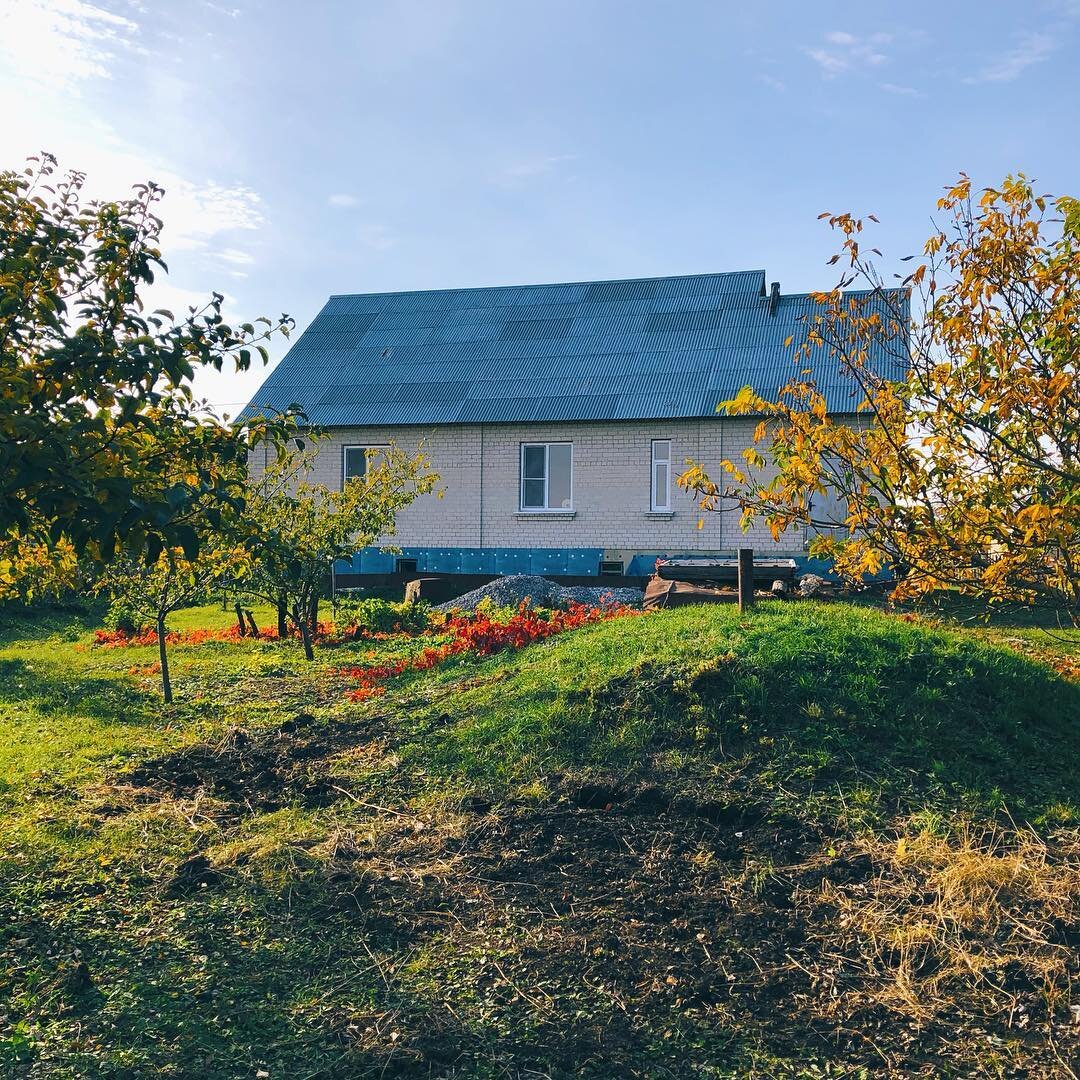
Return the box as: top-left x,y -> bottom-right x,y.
655,558 -> 796,584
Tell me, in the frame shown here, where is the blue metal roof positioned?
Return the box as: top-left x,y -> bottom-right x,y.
242,271 -> 908,426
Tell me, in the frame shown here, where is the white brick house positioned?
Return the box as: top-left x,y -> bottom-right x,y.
243,272 -> 905,581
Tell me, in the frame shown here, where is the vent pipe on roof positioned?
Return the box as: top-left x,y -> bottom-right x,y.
768,281 -> 780,316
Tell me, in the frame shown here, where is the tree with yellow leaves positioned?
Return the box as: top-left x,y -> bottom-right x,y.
0,154 -> 303,601
679,175 -> 1079,623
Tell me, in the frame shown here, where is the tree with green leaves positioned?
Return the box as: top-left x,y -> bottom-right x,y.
0,153 -> 303,598
97,546 -> 248,702
237,446 -> 439,660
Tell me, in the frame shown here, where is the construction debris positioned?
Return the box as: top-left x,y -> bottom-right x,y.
437,574 -> 643,612
797,573 -> 836,599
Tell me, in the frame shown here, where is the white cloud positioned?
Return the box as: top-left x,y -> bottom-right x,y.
496,153 -> 577,184
0,0 -> 276,416
142,280 -> 217,319
0,0 -> 261,255
880,82 -> 921,96
214,248 -> 256,266
805,47 -> 849,75
757,74 -> 787,92
159,181 -> 263,253
964,31 -> 1057,83
805,31 -> 892,76
201,0 -> 241,16
0,0 -> 141,90
328,192 -> 360,208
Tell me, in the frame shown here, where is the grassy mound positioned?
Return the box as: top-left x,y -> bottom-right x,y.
402,603 -> 1079,827
0,601 -> 1077,1077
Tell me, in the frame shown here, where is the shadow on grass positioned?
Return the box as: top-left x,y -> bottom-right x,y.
0,601 -> 105,646
897,592 -> 1080,632
0,657 -> 161,727
0,859 -> 767,1079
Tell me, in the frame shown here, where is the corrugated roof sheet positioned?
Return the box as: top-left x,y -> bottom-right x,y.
242,271 -> 908,426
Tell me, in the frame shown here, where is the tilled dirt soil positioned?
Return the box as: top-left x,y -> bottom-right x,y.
326,789 -> 1076,1077
112,719 -> 1080,1078
122,714 -> 376,820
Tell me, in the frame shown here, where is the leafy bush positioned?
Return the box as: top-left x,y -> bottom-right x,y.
335,597 -> 432,635
102,598 -> 144,635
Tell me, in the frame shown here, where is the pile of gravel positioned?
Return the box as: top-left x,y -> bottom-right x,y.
436,574 -> 643,612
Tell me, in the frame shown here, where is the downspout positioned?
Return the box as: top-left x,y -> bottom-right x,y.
717,415 -> 724,553
478,424 -> 485,549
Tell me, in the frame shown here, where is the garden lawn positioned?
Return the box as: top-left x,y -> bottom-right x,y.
0,600 -> 1077,1078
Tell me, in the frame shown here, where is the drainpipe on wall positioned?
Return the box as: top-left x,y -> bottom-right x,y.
717,416 -> 724,552
479,424 -> 485,549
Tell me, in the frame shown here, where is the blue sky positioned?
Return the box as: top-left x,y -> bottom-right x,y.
3,0 -> 1077,410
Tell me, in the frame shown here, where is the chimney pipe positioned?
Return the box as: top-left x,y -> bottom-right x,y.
768,281 -> 780,316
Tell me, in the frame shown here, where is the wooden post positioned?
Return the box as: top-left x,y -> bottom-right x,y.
737,548 -> 755,612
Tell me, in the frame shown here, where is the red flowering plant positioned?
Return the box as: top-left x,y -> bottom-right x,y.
338,599 -> 641,703
93,619 -> 410,650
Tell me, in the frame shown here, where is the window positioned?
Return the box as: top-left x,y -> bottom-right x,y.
342,445 -> 388,487
651,439 -> 672,511
520,442 -> 573,511
806,454 -> 847,533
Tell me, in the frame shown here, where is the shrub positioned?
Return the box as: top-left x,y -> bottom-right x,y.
102,598 -> 144,635
335,597 -> 432,635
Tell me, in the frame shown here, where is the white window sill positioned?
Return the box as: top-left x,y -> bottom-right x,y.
515,510 -> 577,519
645,510 -> 675,519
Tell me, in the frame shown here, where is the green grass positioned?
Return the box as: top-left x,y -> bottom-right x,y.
0,599 -> 1077,1078
394,603 -> 1078,824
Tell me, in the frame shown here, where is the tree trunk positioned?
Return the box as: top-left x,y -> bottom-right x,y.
308,595 -> 320,637
244,610 -> 260,638
277,594 -> 288,638
293,604 -> 314,661
157,615 -> 173,703
234,601 -> 247,637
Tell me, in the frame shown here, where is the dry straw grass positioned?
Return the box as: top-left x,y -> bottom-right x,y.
819,822 -> 1080,1026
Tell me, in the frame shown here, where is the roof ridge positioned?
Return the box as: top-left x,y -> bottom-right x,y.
328,269 -> 767,301
778,286 -> 909,300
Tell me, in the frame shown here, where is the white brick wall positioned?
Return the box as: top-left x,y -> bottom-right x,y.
252,418 -> 830,556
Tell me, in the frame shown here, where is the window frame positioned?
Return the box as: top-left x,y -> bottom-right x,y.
519,441 -> 574,512
342,444 -> 390,489
650,438 -> 672,512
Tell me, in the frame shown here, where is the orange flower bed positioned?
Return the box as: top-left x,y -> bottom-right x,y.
94,625 -> 249,648
339,601 -> 640,702
93,622 -> 395,649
